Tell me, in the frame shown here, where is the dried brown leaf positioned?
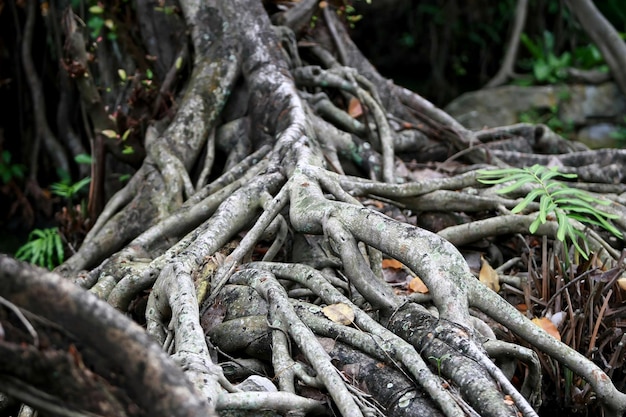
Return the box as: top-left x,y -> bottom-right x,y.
532,317 -> 561,341
348,97 -> 363,118
382,258 -> 403,269
479,256 -> 500,293
408,276 -> 429,294
322,303 -> 355,326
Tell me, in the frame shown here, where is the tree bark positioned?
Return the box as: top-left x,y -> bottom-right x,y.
566,0 -> 626,96
2,1 -> 626,417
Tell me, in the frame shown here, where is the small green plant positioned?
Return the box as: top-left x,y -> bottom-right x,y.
0,150 -> 25,184
51,176 -> 91,202
15,228 -> 64,270
518,105 -> 574,137
573,43 -> 608,72
429,354 -> 451,377
478,165 -> 622,259
74,153 -> 93,165
519,31 -> 571,84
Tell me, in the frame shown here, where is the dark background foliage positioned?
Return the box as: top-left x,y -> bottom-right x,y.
352,0 -> 626,105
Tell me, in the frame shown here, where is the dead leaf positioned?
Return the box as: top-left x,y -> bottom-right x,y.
617,277 -> 626,291
322,303 -> 355,326
479,256 -> 500,293
382,258 -> 403,269
408,276 -> 429,294
532,317 -> 561,341
348,97 -> 363,118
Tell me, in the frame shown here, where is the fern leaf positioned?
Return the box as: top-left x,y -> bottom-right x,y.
477,169 -> 529,184
42,230 -> 53,270
570,229 -> 589,259
539,194 -> 557,223
529,215 -> 544,234
53,230 -> 64,266
478,165 -> 623,259
14,242 -> 32,260
511,188 -> 545,213
478,174 -> 530,186
555,210 -> 570,241
496,177 -> 538,194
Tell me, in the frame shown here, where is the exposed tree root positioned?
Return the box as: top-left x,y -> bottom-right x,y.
2,1 -> 626,417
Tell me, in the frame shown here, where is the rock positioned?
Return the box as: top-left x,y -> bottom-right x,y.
559,83 -> 626,125
576,123 -> 624,149
444,85 -> 560,129
444,83 -> 626,134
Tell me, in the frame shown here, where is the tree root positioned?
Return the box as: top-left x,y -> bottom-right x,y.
14,1 -> 626,416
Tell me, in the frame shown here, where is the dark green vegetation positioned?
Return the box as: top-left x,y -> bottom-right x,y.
352,0 -> 626,104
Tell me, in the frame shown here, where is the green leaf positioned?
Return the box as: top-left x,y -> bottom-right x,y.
521,33 -> 542,59
15,228 -> 63,269
30,229 -> 46,239
539,168 -> 576,182
51,182 -> 72,198
42,230 -> 53,270
122,129 -> 132,141
54,232 -> 64,266
539,194 -> 556,223
529,216 -> 543,234
476,163 -> 623,258
511,188 -> 545,213
14,243 -> 31,260
566,228 -> 589,260
533,61 -> 551,82
555,211 -> 570,241
496,176 -> 536,194
89,5 -> 104,14
75,154 -> 93,165
71,177 -> 92,195
101,129 -> 118,139
543,31 -> 555,53
477,168 -> 526,181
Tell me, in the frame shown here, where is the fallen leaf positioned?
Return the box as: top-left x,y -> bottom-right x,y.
408,276 -> 429,294
322,303 -> 355,325
617,277 -> 626,291
549,311 -> 566,328
382,258 -> 403,269
532,317 -> 561,341
479,256 -> 500,292
348,97 -> 363,118
516,303 -> 528,313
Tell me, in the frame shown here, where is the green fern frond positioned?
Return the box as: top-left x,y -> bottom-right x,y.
478,165 -> 623,259
15,227 -> 65,270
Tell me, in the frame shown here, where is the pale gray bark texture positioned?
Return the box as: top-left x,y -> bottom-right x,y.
2,1 -> 626,417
